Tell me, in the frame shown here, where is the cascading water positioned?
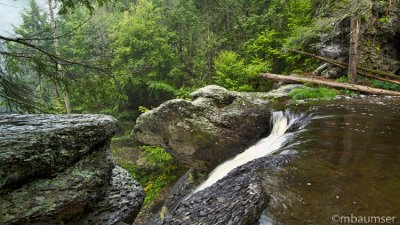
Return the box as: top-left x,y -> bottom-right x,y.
194,111 -> 303,193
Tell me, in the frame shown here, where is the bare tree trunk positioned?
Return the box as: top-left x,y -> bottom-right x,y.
348,15 -> 360,83
388,0 -> 392,15
48,0 -> 71,114
0,197 -> 3,225
260,73 -> 400,96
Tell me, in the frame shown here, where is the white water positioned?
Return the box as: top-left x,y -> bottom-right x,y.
194,111 -> 301,193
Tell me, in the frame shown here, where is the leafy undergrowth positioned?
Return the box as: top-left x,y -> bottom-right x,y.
111,141 -> 186,220
337,76 -> 400,92
369,79 -> 400,91
289,86 -> 338,100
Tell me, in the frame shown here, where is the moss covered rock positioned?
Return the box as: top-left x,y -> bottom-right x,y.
133,85 -> 272,171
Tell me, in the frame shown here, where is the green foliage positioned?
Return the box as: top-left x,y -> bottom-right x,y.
369,79 -> 400,91
138,106 -> 150,113
340,89 -> 359,97
4,0 -> 372,123
140,145 -> 173,170
112,143 -> 185,211
336,76 -> 350,83
213,51 -> 270,91
58,0 -> 113,13
142,173 -> 177,205
110,1 -> 180,114
289,87 -> 338,100
378,16 -> 390,23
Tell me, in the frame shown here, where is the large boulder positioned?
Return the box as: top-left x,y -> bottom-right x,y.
0,114 -> 144,225
133,85 -> 273,170
0,114 -> 116,189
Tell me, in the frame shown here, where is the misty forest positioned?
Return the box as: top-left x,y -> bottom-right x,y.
1,0 -> 400,224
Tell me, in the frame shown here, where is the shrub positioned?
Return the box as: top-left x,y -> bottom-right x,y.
140,145 -> 173,171
336,76 -> 349,83
370,79 -> 400,91
289,87 -> 338,100
213,50 -> 271,91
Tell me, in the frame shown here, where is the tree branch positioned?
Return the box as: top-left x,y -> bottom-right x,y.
0,34 -> 111,76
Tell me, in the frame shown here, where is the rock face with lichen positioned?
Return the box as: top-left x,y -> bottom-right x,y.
133,85 -> 273,171
0,114 -> 144,225
315,1 -> 400,78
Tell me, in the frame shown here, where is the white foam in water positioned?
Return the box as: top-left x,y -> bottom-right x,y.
194,111 -> 299,193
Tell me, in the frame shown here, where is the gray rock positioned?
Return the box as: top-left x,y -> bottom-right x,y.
83,166 -> 145,225
321,66 -> 343,79
0,114 -> 144,225
0,114 -> 117,190
263,84 -> 305,98
163,154 -> 295,225
2,147 -> 114,225
238,84 -> 304,100
315,1 -> 400,77
133,85 -> 272,170
161,170 -> 207,217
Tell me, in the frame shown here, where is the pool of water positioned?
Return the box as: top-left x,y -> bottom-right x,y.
263,97 -> 400,225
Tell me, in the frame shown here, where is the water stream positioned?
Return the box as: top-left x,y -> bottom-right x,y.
261,97 -> 400,224
193,97 -> 400,224
194,111 -> 303,193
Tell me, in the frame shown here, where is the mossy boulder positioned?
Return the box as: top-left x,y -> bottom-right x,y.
133,85 -> 272,171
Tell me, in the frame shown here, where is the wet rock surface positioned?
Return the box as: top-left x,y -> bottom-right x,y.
84,166 -> 145,225
0,114 -> 144,225
0,114 -> 117,190
133,85 -> 273,170
163,154 -> 295,225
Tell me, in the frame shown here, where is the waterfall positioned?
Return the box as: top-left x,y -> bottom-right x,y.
194,111 -> 301,193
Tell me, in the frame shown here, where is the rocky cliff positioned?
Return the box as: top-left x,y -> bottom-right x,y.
0,114 -> 144,225
315,1 -> 400,78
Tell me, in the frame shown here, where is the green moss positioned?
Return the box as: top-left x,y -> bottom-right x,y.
288,87 -> 338,100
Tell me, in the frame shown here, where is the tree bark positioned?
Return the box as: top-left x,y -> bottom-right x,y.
48,0 -> 71,114
348,16 -> 360,83
260,73 -> 400,96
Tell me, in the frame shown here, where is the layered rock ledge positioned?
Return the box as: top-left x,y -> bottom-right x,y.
160,154 -> 295,225
0,114 -> 144,225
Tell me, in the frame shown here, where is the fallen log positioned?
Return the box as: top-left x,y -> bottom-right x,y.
260,73 -> 400,96
289,49 -> 400,80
